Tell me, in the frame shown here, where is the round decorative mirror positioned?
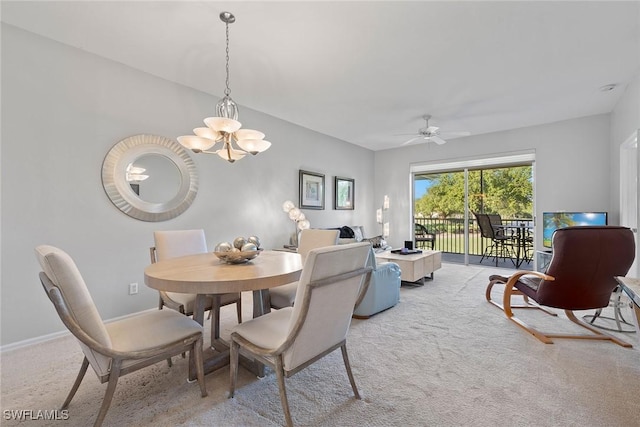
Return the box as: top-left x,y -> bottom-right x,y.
102,134 -> 198,221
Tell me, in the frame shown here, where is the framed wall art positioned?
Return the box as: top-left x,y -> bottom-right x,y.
299,170 -> 325,209
334,176 -> 355,210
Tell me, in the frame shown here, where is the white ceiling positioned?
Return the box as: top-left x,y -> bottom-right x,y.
3,1 -> 639,151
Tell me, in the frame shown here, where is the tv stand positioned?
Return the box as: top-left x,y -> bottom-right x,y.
536,250 -> 552,272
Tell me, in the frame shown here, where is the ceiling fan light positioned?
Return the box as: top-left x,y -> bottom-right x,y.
177,135 -> 217,151
236,139 -> 271,155
235,129 -> 265,140
204,117 -> 242,133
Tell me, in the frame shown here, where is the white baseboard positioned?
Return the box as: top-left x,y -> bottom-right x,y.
0,307 -> 157,353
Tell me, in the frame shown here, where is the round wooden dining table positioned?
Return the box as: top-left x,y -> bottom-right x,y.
144,250 -> 302,379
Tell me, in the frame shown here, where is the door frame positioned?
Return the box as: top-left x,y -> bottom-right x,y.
411,151 -> 536,265
620,130 -> 639,277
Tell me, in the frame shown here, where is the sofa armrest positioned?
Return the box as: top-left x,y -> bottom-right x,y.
354,261 -> 401,318
375,260 -> 398,273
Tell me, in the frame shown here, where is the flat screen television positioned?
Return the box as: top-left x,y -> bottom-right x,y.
542,212 -> 608,248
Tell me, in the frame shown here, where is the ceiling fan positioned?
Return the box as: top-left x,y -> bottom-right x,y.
399,115 -> 470,146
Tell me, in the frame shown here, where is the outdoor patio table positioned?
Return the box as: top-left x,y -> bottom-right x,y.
495,224 -> 533,268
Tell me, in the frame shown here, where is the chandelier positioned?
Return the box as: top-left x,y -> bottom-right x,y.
177,12 -> 271,163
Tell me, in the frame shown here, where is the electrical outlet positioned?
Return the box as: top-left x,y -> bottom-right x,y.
129,282 -> 138,295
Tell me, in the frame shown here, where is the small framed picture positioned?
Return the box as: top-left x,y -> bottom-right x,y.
299,170 -> 325,209
334,176 -> 355,210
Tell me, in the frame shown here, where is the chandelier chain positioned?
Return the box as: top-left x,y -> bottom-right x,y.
224,21 -> 231,97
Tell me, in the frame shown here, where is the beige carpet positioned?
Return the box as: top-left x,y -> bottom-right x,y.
2,263 -> 639,426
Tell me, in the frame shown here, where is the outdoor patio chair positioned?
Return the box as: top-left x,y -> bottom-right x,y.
414,223 -> 436,249
473,212 -> 516,266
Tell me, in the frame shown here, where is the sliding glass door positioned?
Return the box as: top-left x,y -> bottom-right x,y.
413,158 -> 534,267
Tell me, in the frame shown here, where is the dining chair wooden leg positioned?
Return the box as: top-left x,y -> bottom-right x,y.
229,339 -> 239,398
340,344 -> 361,399
193,336 -> 208,397
61,357 -> 89,410
275,355 -> 293,427
94,359 -> 122,427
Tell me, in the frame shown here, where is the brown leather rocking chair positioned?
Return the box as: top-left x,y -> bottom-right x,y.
486,226 -> 635,347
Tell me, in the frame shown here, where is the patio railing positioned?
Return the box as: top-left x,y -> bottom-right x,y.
414,217 -> 533,256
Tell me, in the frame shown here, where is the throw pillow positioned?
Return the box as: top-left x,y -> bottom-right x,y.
352,226 -> 364,242
339,226 -> 355,239
363,235 -> 384,248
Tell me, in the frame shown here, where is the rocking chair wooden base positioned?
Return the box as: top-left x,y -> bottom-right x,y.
487,271 -> 632,348
486,275 -> 558,316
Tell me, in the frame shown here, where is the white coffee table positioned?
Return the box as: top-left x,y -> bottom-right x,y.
375,250 -> 442,285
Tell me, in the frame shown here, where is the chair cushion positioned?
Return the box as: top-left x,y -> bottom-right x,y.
232,307 -> 293,350
106,309 -> 203,353
166,292 -> 209,314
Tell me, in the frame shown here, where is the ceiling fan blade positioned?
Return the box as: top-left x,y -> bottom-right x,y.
426,126 -> 440,133
401,136 -> 424,146
440,131 -> 471,138
430,135 -> 447,145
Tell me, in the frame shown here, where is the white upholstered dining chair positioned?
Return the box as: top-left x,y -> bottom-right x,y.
229,242 -> 372,427
35,245 -> 207,427
151,229 -> 242,325
269,228 -> 340,309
